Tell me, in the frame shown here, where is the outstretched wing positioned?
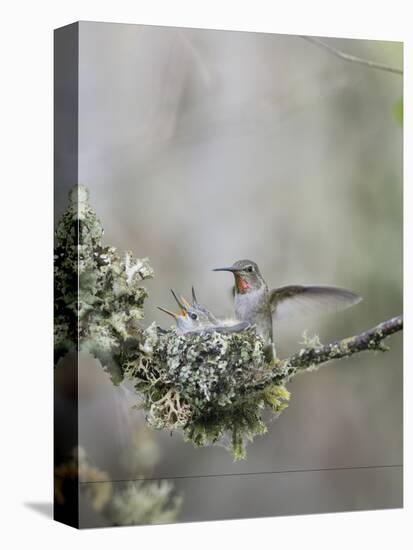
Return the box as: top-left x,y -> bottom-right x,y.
270,285 -> 362,321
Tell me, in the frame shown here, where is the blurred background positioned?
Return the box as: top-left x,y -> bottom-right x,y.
69,22 -> 402,525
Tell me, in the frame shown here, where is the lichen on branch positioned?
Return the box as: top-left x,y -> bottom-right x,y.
54,185 -> 153,382
254,315 -> 403,391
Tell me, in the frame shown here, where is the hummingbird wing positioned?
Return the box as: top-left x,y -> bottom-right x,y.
270,285 -> 362,321
217,321 -> 251,333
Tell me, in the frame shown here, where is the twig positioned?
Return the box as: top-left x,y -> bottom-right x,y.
256,315 -> 403,388
300,35 -> 403,76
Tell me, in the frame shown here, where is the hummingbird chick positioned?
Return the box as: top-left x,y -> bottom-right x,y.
158,289 -> 213,335
213,259 -> 362,359
158,288 -> 250,335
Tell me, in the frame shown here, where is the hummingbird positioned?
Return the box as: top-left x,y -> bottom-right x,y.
158,288 -> 250,335
213,259 -> 362,358
158,289 -> 214,335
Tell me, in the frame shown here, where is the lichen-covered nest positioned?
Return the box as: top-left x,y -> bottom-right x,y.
125,325 -> 289,460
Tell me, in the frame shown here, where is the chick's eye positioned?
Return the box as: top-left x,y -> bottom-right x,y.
190,313 -> 197,320
246,265 -> 253,272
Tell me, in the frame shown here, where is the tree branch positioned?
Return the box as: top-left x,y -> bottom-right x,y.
257,315 -> 403,389
300,35 -> 403,76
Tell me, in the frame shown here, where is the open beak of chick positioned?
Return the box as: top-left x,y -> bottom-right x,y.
157,289 -> 190,319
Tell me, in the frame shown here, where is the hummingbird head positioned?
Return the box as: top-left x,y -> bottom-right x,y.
213,259 -> 266,294
158,289 -> 214,334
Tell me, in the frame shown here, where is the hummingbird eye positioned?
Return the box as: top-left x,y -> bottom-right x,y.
190,313 -> 198,320
245,265 -> 253,273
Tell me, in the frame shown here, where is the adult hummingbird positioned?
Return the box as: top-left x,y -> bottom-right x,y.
213,259 -> 362,358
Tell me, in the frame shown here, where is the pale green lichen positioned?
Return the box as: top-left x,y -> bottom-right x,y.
55,446 -> 181,525
54,185 -> 153,383
297,330 -> 324,372
300,330 -> 323,350
108,481 -> 182,526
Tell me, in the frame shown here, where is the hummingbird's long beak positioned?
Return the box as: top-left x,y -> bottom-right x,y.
213,266 -> 238,272
170,289 -> 187,316
157,306 -> 178,319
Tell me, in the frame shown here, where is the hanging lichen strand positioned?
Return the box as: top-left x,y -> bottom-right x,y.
54,186 -> 402,461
